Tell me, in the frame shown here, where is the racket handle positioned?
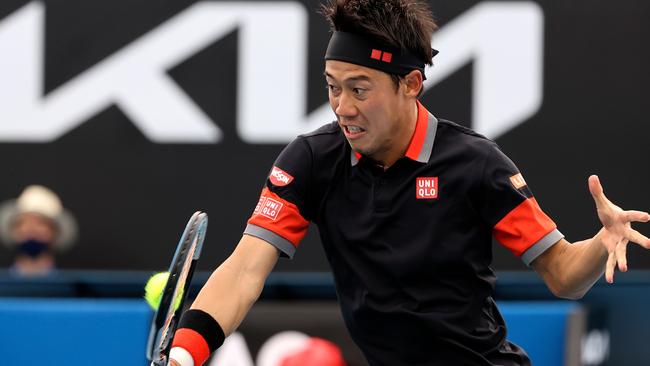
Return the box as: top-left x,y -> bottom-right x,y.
151,362 -> 178,366
150,357 -> 168,366
168,347 -> 194,366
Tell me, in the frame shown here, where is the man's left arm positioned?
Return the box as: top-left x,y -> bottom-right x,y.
532,175 -> 650,299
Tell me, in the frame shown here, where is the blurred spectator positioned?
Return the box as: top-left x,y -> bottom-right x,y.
0,185 -> 77,277
279,337 -> 347,366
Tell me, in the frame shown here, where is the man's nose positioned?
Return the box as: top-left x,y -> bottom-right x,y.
335,92 -> 356,118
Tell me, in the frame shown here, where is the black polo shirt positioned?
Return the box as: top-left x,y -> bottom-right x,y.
245,101 -> 563,366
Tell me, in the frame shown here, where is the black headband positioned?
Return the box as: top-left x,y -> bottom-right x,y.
324,31 -> 438,79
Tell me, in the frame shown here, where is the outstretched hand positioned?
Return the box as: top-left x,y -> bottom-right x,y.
588,175 -> 650,283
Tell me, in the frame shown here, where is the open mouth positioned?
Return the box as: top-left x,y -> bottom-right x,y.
344,125 -> 366,136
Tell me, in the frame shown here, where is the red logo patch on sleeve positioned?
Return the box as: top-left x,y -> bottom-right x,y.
269,166 -> 294,186
416,177 -> 438,199
509,173 -> 527,189
259,197 -> 283,221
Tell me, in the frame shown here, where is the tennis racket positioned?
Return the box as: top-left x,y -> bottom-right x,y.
147,211 -> 208,366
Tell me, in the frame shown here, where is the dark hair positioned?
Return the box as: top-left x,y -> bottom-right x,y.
321,0 -> 438,88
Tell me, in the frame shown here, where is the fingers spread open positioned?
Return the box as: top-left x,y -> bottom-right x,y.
588,175 -> 609,209
626,228 -> 650,248
615,241 -> 628,272
624,210 -> 650,223
605,251 -> 616,284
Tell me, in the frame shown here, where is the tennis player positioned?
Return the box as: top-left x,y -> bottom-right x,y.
167,0 -> 650,365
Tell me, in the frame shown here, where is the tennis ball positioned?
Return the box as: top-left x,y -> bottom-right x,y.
144,272 -> 184,311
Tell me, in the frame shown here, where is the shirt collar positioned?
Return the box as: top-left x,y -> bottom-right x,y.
350,100 -> 438,166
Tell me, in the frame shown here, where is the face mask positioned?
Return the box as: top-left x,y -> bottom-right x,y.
16,239 -> 51,258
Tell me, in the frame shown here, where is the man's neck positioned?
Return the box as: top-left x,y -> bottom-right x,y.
375,101 -> 419,169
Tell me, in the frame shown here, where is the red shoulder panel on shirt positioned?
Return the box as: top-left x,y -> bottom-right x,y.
248,187 -> 308,246
493,197 -> 556,257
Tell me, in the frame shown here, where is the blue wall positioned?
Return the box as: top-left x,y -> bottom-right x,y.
0,299 -> 150,366
0,298 -> 580,366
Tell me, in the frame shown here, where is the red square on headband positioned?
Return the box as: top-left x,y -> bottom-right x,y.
370,49 -> 382,60
381,52 -> 392,63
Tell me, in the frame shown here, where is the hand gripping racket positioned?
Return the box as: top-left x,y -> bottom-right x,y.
147,211 -> 208,366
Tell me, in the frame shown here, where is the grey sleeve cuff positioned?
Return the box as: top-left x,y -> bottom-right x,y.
521,229 -> 565,266
243,224 -> 296,259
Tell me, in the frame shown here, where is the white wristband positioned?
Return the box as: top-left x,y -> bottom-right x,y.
169,347 -> 195,366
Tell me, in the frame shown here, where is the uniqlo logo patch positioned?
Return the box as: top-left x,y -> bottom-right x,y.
509,173 -> 527,189
257,197 -> 283,221
416,177 -> 438,199
269,166 -> 294,186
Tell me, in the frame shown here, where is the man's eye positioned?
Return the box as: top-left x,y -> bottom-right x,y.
353,88 -> 365,96
327,84 -> 340,93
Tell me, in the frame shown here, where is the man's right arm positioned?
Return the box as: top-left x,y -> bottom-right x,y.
191,234 -> 280,333
168,137 -> 314,366
168,233 -> 280,366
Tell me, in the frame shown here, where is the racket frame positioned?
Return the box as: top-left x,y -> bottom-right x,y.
147,211 -> 208,366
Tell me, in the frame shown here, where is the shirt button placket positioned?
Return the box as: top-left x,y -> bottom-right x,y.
374,178 -> 390,212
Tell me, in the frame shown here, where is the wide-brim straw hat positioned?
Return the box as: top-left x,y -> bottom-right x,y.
0,185 -> 78,251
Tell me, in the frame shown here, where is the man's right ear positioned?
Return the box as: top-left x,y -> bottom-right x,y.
402,69 -> 424,97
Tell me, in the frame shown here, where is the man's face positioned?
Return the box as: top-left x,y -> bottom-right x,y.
12,213 -> 57,244
325,60 -> 412,163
